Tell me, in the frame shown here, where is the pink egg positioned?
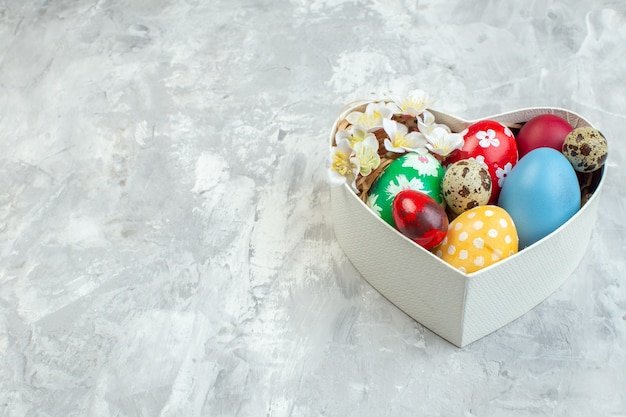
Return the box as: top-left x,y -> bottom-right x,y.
516,114 -> 573,158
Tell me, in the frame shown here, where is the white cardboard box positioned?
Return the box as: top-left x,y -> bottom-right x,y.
330,104 -> 606,347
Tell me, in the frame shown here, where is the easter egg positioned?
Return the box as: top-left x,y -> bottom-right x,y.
435,205 -> 518,274
446,120 -> 518,205
391,190 -> 448,250
498,148 -> 580,249
442,159 -> 492,215
516,114 -> 573,158
367,150 -> 444,225
562,126 -> 608,173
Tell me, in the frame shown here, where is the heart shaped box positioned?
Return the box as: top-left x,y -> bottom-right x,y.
330,103 -> 606,347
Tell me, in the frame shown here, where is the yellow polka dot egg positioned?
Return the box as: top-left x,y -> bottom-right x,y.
435,205 -> 518,274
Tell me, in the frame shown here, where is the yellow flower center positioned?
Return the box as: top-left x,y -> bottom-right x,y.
332,150 -> 355,176
359,149 -> 377,169
358,110 -> 381,128
349,132 -> 366,148
393,133 -> 409,148
404,99 -> 424,111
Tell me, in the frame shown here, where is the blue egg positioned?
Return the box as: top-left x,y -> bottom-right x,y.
498,147 -> 580,249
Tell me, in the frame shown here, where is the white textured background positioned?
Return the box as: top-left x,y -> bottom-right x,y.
1,1 -> 625,416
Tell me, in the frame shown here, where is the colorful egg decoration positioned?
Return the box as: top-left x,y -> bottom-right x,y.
435,205 -> 519,274
446,120 -> 518,205
391,190 -> 448,250
442,159 -> 492,216
498,148 -> 580,249
562,126 -> 608,173
516,114 -> 573,158
367,150 -> 445,225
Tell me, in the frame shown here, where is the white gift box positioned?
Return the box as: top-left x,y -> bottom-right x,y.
330,103 -> 606,347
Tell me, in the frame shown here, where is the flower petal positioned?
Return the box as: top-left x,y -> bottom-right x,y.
384,138 -> 405,153
382,117 -> 398,138
401,132 -> 428,152
345,111 -> 363,126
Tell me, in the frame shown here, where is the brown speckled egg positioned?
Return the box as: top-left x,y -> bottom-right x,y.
442,159 -> 492,216
562,126 -> 608,173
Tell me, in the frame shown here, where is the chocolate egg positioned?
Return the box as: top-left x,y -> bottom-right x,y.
562,126 -> 608,173
434,206 -> 518,274
367,150 -> 444,226
442,159 -> 492,215
392,190 -> 448,250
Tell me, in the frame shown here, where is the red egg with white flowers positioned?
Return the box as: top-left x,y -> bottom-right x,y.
446,120 -> 518,204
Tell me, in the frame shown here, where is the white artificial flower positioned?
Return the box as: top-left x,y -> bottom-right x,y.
353,135 -> 381,176
388,89 -> 436,117
423,126 -> 465,157
417,109 -> 451,136
345,102 -> 393,131
328,138 -> 359,191
382,118 -> 427,153
335,125 -> 374,148
335,129 -> 353,146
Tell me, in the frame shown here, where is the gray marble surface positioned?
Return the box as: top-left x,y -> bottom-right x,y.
1,1 -> 625,416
